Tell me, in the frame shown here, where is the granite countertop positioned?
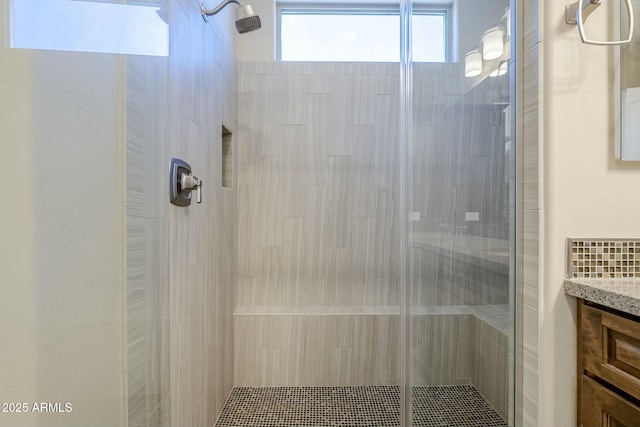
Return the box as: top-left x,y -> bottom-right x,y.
563,278 -> 640,317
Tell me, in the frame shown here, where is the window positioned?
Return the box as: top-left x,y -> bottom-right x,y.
10,0 -> 168,56
412,12 -> 447,62
277,5 -> 449,62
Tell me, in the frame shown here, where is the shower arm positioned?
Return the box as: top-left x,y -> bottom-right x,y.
565,0 -> 635,45
201,0 -> 241,22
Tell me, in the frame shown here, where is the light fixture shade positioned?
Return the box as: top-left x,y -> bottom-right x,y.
465,50 -> 482,77
482,27 -> 504,60
489,61 -> 509,77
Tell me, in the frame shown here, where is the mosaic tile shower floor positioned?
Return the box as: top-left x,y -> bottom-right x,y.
214,385 -> 507,427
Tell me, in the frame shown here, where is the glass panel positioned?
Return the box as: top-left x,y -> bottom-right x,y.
407,0 -> 514,424
412,14 -> 446,62
2,1 -> 182,426
279,9 -> 447,62
280,12 -> 401,61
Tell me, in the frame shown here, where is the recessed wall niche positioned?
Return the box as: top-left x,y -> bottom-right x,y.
222,125 -> 232,189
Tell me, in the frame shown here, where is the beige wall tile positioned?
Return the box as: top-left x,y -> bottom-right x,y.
284,74 -> 306,125
411,314 -> 476,386
237,63 -> 401,310
474,317 -> 509,419
234,313 -> 399,386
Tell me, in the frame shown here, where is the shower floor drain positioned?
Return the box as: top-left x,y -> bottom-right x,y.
214,385 -> 506,427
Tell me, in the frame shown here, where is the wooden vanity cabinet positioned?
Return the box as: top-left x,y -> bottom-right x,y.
578,299 -> 640,426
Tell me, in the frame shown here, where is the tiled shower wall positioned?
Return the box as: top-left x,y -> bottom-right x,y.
235,62 -> 510,400
411,65 -> 509,239
235,62 -> 401,386
234,310 -> 399,386
521,0 -> 542,424
125,1 -> 237,426
411,65 -> 510,308
236,62 -> 401,308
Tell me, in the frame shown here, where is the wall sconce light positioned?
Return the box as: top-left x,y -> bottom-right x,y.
465,50 -> 483,77
489,61 -> 509,77
482,27 -> 504,60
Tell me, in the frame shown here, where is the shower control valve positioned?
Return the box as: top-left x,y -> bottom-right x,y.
169,158 -> 202,206
180,172 -> 202,204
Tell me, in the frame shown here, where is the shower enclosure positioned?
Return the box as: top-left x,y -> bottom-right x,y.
0,0 -> 516,425
232,0 -> 515,424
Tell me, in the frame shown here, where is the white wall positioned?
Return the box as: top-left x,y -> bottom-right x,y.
541,3 -> 640,426
235,0 -> 275,61
0,1 -> 125,424
0,12 -> 39,427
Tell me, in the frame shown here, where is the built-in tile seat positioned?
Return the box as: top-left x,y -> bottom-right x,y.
233,304 -> 510,419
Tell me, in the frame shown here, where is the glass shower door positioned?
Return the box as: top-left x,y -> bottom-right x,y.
406,0 -> 515,424
1,2 -> 171,426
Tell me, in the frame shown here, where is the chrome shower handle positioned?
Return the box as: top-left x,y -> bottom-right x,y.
566,0 -> 635,45
169,158 -> 202,206
180,173 -> 202,204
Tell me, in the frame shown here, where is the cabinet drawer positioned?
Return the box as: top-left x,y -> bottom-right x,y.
581,375 -> 640,427
582,303 -> 640,398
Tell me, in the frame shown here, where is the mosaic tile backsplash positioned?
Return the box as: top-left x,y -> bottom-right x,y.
567,239 -> 640,278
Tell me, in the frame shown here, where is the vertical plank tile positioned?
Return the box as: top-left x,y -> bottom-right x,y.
326,155 -> 353,248
305,94 -> 329,185
284,74 -> 306,125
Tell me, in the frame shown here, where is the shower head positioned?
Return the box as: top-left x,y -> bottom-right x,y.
200,0 -> 262,33
234,4 -> 261,33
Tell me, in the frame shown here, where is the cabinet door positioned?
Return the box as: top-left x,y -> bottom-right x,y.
581,375 -> 640,427
582,303 -> 640,398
